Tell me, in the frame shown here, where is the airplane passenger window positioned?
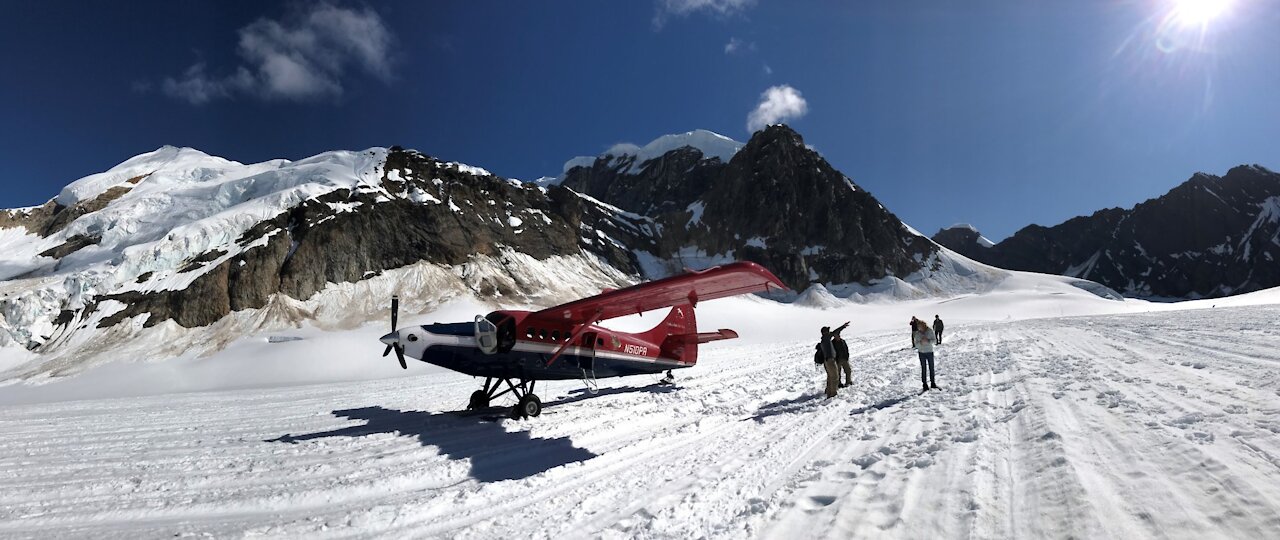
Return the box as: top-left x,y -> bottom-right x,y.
525,328 -> 534,338
539,329 -> 547,340
597,338 -> 604,346
552,330 -> 561,341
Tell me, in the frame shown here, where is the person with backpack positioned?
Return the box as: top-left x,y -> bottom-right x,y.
933,315 -> 945,344
913,319 -> 938,392
818,322 -> 849,398
834,334 -> 852,388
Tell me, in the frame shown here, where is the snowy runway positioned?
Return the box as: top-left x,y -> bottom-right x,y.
3,306 -> 1279,538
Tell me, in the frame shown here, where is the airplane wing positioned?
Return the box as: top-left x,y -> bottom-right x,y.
532,261 -> 788,325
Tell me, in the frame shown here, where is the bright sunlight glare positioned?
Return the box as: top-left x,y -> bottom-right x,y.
1170,0 -> 1234,27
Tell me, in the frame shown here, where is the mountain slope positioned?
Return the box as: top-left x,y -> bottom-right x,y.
933,165 -> 1280,298
0,146 -> 650,377
564,125 -> 933,289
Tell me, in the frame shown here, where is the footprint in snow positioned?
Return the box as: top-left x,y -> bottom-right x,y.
852,454 -> 881,469
1167,412 -> 1205,428
1186,431 -> 1215,444
807,495 -> 838,508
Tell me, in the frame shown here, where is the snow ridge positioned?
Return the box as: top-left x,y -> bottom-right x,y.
562,129 -> 744,175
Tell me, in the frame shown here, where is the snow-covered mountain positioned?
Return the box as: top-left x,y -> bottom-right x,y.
0,145 -> 650,378
558,129 -> 744,178
0,126 -> 1119,380
933,165 -> 1280,299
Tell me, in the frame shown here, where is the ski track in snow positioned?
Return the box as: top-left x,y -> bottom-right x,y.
2,307 -> 1280,539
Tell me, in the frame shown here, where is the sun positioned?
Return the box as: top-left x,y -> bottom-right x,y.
1169,0 -> 1234,27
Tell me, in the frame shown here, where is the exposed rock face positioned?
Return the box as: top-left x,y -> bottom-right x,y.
931,227 -> 987,261
90,148 -> 652,330
563,124 -> 933,290
932,165 -> 1280,298
0,184 -> 136,238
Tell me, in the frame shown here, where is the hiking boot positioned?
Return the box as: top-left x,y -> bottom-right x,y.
931,383 -> 939,389
922,384 -> 930,392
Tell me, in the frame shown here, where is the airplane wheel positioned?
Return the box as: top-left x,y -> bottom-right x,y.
514,394 -> 542,419
468,390 -> 489,410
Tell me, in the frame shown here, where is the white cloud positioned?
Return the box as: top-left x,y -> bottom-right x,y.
653,0 -> 756,29
724,37 -> 744,54
746,84 -> 808,133
762,63 -> 773,76
161,3 -> 393,104
724,37 -> 756,55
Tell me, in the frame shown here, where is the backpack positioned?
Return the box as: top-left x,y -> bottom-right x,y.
813,343 -> 823,365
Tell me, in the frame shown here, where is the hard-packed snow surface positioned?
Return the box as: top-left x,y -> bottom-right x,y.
2,297 -> 1279,538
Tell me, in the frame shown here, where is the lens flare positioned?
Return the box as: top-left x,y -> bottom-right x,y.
1170,0 -> 1233,27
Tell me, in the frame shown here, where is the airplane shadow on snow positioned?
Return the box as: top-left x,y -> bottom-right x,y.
265,406 -> 597,483
547,383 -> 681,406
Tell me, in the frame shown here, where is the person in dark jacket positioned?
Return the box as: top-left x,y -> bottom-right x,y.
819,322 -> 849,397
834,334 -> 852,387
933,315 -> 945,344
910,317 -> 919,349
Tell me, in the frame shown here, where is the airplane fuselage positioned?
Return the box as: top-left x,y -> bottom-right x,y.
384,310 -> 694,381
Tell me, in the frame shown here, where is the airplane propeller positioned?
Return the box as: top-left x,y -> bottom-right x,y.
381,295 -> 407,369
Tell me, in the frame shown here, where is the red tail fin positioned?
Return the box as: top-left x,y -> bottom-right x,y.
640,304 -> 735,365
636,303 -> 694,340
633,304 -> 693,364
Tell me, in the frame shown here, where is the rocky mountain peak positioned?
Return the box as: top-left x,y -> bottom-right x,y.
565,124 -> 933,290
743,124 -> 807,152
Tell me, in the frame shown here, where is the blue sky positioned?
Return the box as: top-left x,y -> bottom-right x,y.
1,0 -> 1276,241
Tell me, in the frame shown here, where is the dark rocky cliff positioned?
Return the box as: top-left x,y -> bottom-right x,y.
563,125 -> 934,290
933,165 -> 1280,298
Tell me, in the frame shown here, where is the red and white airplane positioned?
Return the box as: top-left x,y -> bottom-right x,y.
378,261 -> 787,419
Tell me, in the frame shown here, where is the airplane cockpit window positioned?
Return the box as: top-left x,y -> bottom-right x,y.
482,312 -> 516,354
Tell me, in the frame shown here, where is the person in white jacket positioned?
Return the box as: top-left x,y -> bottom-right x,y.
912,319 -> 938,392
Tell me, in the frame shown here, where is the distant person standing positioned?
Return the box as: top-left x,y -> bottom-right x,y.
933,315 -> 945,344
834,334 -> 852,388
910,317 -> 919,349
819,322 -> 850,398
913,319 -> 938,392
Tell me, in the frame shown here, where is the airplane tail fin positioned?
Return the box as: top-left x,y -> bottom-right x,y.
641,303 -> 739,365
